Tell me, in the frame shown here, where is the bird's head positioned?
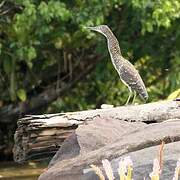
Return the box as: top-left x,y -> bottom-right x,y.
86,25 -> 110,37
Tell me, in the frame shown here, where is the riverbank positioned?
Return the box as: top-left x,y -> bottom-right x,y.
0,161 -> 46,180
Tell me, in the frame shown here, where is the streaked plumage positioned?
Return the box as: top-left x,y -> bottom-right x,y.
87,25 -> 148,104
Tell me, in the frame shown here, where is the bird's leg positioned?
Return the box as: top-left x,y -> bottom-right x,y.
132,90 -> 136,104
125,88 -> 132,105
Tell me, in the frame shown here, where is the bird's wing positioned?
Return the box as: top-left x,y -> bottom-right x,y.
118,59 -> 148,101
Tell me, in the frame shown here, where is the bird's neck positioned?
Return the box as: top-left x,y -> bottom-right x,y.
105,30 -> 122,58
104,29 -> 124,71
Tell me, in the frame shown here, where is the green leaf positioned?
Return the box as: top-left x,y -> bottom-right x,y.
167,89 -> 180,100
26,61 -> 33,69
54,37 -> 63,49
3,58 -> 12,74
17,89 -> 27,101
27,47 -> 37,61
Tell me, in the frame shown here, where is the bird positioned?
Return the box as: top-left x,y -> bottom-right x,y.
86,25 -> 148,104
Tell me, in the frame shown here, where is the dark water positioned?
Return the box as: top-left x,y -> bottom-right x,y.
0,161 -> 46,180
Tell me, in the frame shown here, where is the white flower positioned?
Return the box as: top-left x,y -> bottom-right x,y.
172,158 -> 180,180
118,156 -> 133,180
102,159 -> 115,180
149,159 -> 160,180
118,158 -> 127,175
124,156 -> 133,167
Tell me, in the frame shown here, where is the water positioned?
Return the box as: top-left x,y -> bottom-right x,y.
0,161 -> 46,180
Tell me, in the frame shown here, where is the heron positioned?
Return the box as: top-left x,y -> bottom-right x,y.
87,25 -> 148,104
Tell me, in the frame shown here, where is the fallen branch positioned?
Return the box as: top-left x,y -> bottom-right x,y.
13,100 -> 180,163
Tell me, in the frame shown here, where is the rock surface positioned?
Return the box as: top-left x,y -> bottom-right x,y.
39,118 -> 180,180
83,141 -> 180,180
48,117 -> 146,168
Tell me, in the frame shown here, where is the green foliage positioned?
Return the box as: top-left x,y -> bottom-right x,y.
3,58 -> 12,74
17,88 -> 27,101
167,88 -> 180,100
0,0 -> 180,111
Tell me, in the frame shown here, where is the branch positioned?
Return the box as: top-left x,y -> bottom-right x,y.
13,100 -> 180,163
0,55 -> 100,123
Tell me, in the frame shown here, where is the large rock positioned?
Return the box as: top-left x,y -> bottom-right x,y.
83,141 -> 180,180
48,117 -> 146,168
39,119 -> 180,180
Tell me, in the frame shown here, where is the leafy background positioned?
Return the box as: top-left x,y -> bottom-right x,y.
0,0 -> 180,159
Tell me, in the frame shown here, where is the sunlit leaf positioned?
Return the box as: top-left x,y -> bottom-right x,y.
167,89 -> 180,100
27,47 -> 37,61
17,89 -> 27,101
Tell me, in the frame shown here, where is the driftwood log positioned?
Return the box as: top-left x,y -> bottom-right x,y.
13,100 -> 180,163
